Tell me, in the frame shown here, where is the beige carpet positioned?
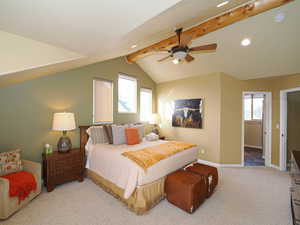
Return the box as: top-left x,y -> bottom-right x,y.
2,167 -> 292,225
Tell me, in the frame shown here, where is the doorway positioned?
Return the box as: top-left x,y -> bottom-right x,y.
280,87 -> 300,171
242,92 -> 272,167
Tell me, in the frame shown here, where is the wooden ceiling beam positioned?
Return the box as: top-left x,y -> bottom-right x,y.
126,0 -> 294,63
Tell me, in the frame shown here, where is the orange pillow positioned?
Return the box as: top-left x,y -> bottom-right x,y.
125,128 -> 140,145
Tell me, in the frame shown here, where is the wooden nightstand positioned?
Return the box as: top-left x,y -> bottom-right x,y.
43,148 -> 85,192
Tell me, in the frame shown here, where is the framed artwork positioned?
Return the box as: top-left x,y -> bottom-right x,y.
172,98 -> 203,129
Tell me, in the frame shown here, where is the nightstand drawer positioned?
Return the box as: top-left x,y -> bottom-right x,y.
43,148 -> 85,192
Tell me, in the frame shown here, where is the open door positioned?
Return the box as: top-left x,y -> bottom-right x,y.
243,92 -> 272,167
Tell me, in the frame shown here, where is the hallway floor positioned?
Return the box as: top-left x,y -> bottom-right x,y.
244,147 -> 265,166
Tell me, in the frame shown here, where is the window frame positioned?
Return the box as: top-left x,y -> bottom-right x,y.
244,94 -> 264,121
117,73 -> 137,114
93,78 -> 114,124
140,87 -> 153,122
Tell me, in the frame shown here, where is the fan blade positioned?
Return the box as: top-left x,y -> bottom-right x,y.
185,54 -> 194,62
157,55 -> 172,62
180,33 -> 194,46
189,43 -> 217,52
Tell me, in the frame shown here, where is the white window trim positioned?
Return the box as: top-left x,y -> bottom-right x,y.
118,73 -> 137,114
140,88 -> 153,122
93,79 -> 114,124
244,94 -> 263,121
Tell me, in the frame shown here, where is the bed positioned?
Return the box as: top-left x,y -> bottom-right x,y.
79,125 -> 198,214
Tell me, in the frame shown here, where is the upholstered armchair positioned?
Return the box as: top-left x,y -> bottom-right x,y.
0,160 -> 42,219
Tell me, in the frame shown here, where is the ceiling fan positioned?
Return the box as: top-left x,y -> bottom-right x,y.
157,28 -> 217,64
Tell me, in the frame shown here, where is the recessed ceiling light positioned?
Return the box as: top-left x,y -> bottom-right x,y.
274,12 -> 285,22
131,44 -> 137,49
172,59 -> 179,64
241,38 -> 251,46
217,1 -> 229,7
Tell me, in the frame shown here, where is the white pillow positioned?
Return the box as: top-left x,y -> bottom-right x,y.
111,124 -> 128,145
87,126 -> 109,144
145,133 -> 159,141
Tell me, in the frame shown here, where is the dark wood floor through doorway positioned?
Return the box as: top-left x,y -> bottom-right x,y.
244,147 -> 265,166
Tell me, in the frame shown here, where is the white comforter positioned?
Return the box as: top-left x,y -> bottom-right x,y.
86,140 -> 198,199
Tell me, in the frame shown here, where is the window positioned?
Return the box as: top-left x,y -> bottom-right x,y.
118,74 -> 137,113
140,88 -> 153,122
244,94 -> 264,120
93,79 -> 113,123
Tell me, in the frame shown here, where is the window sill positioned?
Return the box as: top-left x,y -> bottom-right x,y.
118,112 -> 137,114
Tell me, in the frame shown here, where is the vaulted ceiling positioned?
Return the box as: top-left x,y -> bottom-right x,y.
136,0 -> 300,82
0,0 -> 299,85
0,0 -> 182,85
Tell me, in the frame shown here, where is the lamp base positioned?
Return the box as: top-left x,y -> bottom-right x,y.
57,135 -> 72,153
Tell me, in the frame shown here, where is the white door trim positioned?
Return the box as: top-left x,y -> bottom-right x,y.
280,87 -> 300,171
242,91 -> 272,167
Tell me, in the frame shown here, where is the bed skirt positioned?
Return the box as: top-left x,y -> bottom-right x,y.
86,169 -> 166,215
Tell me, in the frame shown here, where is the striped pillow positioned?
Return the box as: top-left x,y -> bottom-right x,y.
104,125 -> 113,144
88,126 -> 109,144
111,124 -> 128,145
0,149 -> 23,176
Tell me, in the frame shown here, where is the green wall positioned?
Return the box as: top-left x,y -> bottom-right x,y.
0,57 -> 156,162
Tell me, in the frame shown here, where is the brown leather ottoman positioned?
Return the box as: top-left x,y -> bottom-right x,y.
185,163 -> 218,198
165,170 -> 206,213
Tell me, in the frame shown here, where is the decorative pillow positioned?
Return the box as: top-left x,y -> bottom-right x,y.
104,125 -> 113,144
111,124 -> 128,145
87,126 -> 109,144
0,149 -> 23,176
145,133 -> 159,141
125,128 -> 140,145
129,124 -> 145,141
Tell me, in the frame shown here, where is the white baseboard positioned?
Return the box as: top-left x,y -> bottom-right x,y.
197,159 -> 243,168
197,159 -> 220,167
244,144 -> 263,150
197,159 -> 281,170
270,164 -> 281,170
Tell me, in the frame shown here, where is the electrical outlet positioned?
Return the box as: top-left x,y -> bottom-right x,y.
200,149 -> 205,154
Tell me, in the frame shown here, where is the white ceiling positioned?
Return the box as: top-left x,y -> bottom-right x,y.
0,0 -> 182,55
0,0 -> 299,85
123,0 -> 250,53
137,0 -> 300,83
0,31 -> 83,76
0,0 -> 186,84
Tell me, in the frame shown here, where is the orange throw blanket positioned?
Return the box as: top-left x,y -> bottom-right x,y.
1,171 -> 37,204
122,141 -> 196,171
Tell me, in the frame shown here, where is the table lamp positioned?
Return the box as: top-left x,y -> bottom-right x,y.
149,113 -> 161,135
52,112 -> 76,152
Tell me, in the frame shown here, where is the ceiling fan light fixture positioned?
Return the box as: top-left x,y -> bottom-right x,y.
173,51 -> 187,60
217,1 -> 229,8
172,59 -> 179,64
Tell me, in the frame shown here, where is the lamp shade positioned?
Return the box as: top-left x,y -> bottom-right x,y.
149,113 -> 161,125
52,112 -> 76,131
